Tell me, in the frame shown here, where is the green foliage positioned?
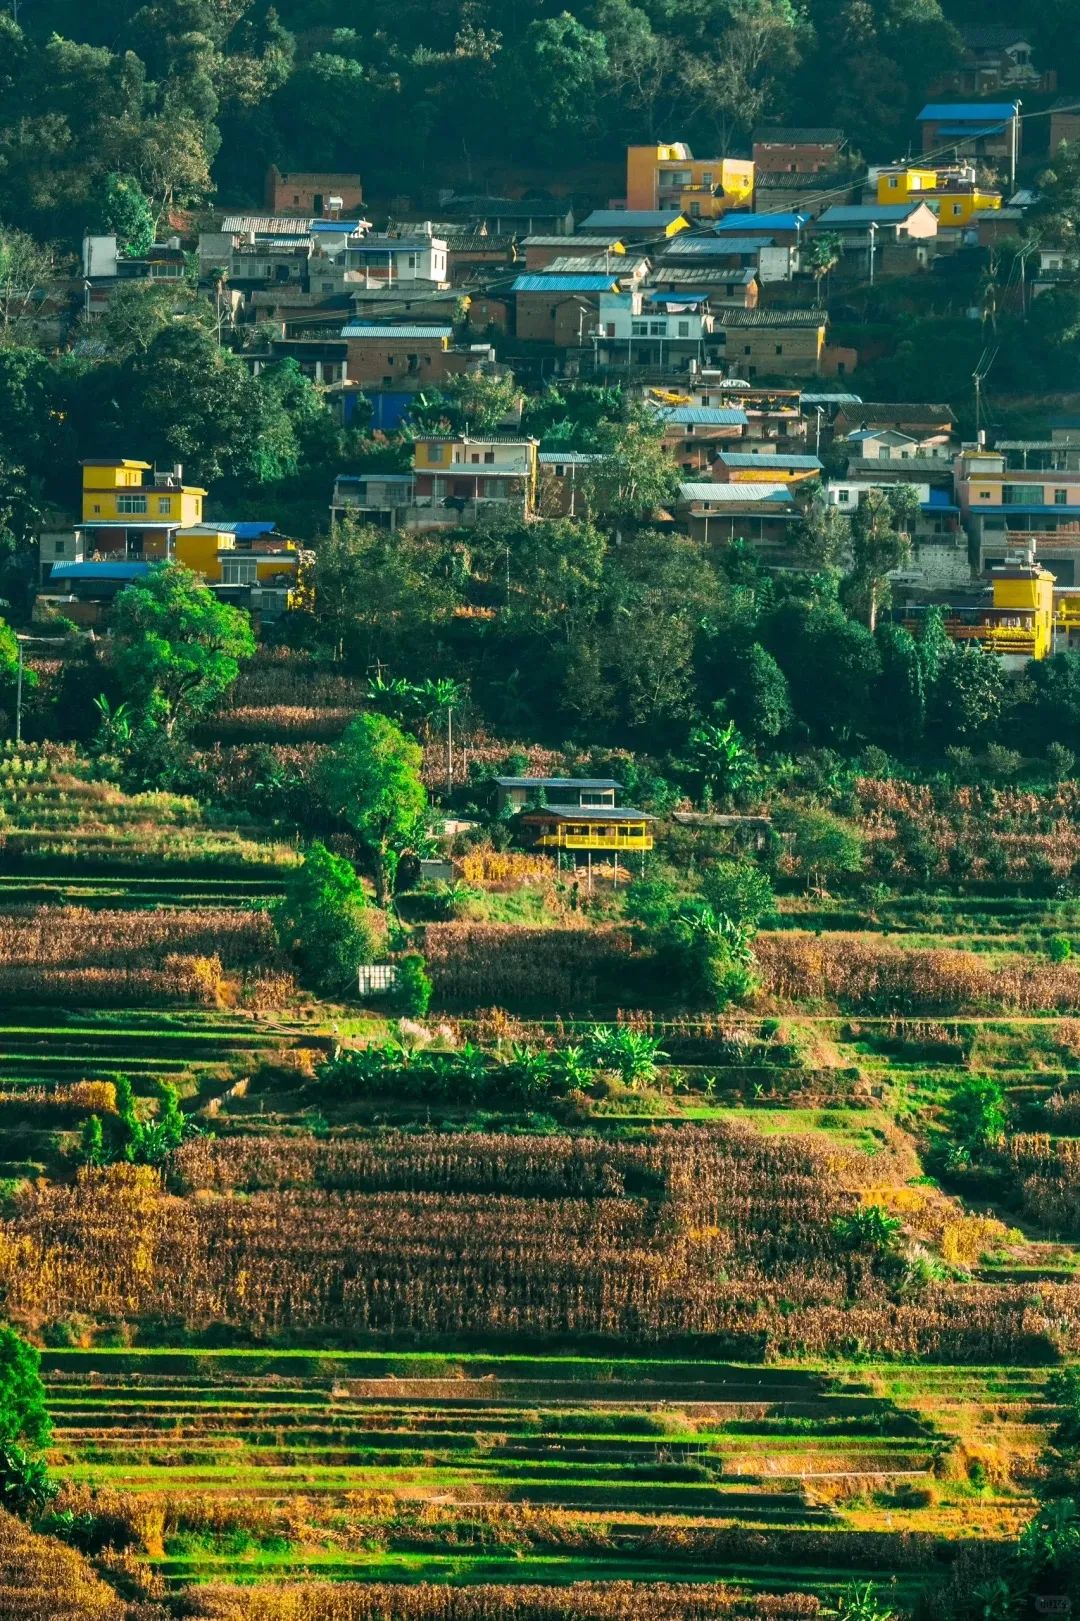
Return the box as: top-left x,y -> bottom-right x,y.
0,1442 -> 58,1519
688,720 -> 756,807
275,841 -> 380,996
836,1580 -> 895,1621
317,713 -> 427,904
100,171 -> 155,257
0,1325 -> 50,1450
79,1114 -> 107,1168
700,859 -> 774,929
833,1205 -> 903,1255
931,644 -> 1005,745
1049,935 -> 1073,964
947,1075 -> 1007,1164
777,806 -> 864,892
109,561 -> 255,735
395,952 -> 433,1017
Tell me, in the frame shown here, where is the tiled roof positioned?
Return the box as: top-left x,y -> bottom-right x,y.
754,127 -> 844,144
495,776 -> 621,789
648,267 -> 756,286
841,401 -> 956,424
661,236 -> 765,257
580,210 -> 686,229
538,451 -> 605,465
712,308 -> 824,327
523,235 -> 625,248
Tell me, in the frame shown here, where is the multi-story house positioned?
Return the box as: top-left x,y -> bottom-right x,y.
591,288 -> 712,370
916,103 -> 1021,184
625,144 -> 755,221
411,435 -> 539,528
751,127 -> 846,174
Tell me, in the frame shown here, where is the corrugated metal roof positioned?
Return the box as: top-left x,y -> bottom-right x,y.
654,406 -> 749,427
523,235 -> 625,247
716,452 -> 823,468
522,804 -> 655,821
713,212 -> 807,231
340,324 -> 452,338
845,428 -> 918,442
580,210 -> 686,229
510,274 -> 618,293
49,561 -> 153,579
755,171 -> 853,189
662,236 -> 761,257
350,239 -> 441,253
648,267 -> 756,287
679,481 -> 795,502
801,392 -> 863,405
538,451 -> 604,465
221,216 -> 314,237
818,204 -> 930,224
713,308 -> 824,327
495,776 -> 621,789
544,254 -> 642,275
310,219 -> 368,233
935,123 -> 1009,138
211,521 -> 278,539
919,102 -> 1018,119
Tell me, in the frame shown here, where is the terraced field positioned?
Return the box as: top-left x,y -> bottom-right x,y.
42,1351 -> 1045,1597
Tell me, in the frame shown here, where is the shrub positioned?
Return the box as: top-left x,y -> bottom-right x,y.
1049,935 -> 1073,964
396,953 -> 433,1017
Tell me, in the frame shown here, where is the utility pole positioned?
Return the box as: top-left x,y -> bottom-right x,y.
446,704 -> 453,796
15,638 -> 24,746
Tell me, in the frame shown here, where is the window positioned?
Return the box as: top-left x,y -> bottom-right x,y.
158,498 -> 172,515
702,171 -> 713,185
322,280 -> 333,291
649,320 -> 665,335
838,489 -> 850,502
978,490 -> 991,500
690,202 -> 700,217
471,453 -> 480,464
744,345 -> 752,355
223,558 -> 258,585
1056,489 -> 1069,505
484,451 -> 495,464
54,539 -> 66,554
429,445 -> 444,463
93,504 -> 101,514
887,175 -> 898,188
677,320 -> 690,337
407,255 -> 417,269
775,344 -> 783,355
631,320 -> 648,336
117,495 -> 147,514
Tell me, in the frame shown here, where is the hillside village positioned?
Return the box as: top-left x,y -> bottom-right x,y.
10,7 -> 1080,1621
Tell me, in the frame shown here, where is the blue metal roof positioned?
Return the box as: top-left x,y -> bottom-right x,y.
921,500 -> 960,513
510,274 -> 618,293
919,102 -> 1018,120
972,505 -> 1080,516
644,288 -> 710,303
713,212 -> 807,232
538,451 -> 604,465
654,406 -> 749,427
213,521 -> 278,540
349,239 -> 438,253
310,219 -> 366,233
49,561 -> 152,580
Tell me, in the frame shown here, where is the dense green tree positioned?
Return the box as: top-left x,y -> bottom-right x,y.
778,806 -> 865,892
316,713 -> 427,904
700,859 -> 774,928
766,598 -> 881,743
579,410 -> 681,526
0,1326 -> 50,1450
846,486 -> 917,631
275,840 -> 381,994
722,643 -> 793,743
109,561 -> 255,735
1025,651 -> 1080,750
310,518 -> 459,672
100,171 -> 155,257
875,621 -> 925,747
931,644 -> 1005,745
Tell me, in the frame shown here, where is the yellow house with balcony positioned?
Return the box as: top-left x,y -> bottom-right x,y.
875,165 -> 1001,227
518,805 -> 655,855
627,144 -> 755,220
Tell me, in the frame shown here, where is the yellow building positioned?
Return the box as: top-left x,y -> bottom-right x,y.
909,560 -> 1056,668
413,435 -> 538,523
519,806 -> 654,854
875,166 -> 1001,227
80,459 -> 207,527
627,144 -> 755,220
